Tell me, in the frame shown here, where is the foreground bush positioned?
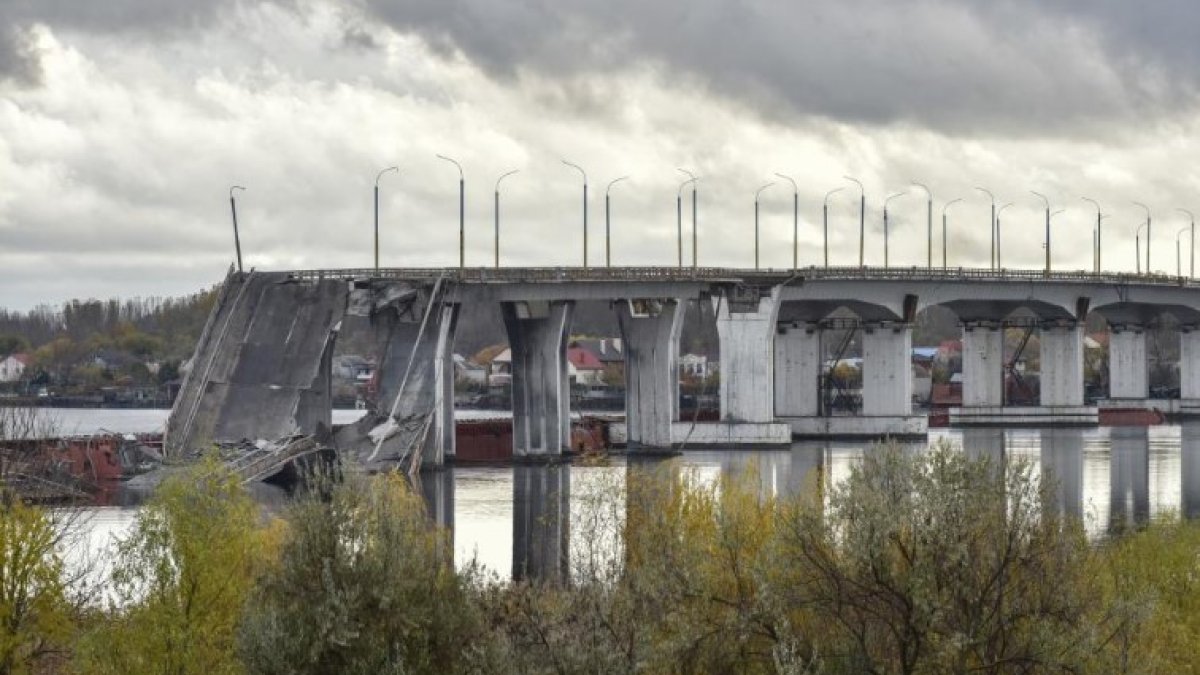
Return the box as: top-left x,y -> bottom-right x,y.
21,440 -> 1200,672
237,471 -> 483,675
0,498 -> 74,674
74,458 -> 278,675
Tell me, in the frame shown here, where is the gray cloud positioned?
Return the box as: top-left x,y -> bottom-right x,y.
5,0 -> 1199,134
355,0 -> 1200,134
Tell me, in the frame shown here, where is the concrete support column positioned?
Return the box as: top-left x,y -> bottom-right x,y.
861,324 -> 913,416
1181,327 -> 1200,400
1040,323 -> 1085,407
1108,326 -> 1148,399
961,323 -> 1005,407
429,304 -> 460,463
774,322 -> 821,417
714,287 -> 780,423
502,300 -> 575,458
615,299 -> 683,449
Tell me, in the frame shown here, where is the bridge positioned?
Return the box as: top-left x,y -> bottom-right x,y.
164,265 -> 1200,466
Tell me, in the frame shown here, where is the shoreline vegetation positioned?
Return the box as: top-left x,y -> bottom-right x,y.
0,439 -> 1198,673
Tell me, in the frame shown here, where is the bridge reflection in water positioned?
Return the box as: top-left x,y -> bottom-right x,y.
423,427 -> 1200,580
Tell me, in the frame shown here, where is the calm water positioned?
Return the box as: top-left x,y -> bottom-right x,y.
38,409 -> 1200,580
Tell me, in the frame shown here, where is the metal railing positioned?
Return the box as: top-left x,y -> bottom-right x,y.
281,265 -> 1200,289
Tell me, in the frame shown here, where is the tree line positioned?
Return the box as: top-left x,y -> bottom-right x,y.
0,291 -> 218,393
0,440 -> 1197,673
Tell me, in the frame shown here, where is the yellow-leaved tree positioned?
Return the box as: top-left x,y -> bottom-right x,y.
74,458 -> 281,675
0,497 -> 74,674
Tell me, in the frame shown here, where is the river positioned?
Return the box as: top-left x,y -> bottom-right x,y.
36,409 -> 1200,580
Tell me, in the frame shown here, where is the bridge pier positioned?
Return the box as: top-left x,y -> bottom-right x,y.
1094,323 -> 1183,418
953,320 -> 1097,426
781,320 -> 926,439
774,322 -> 821,418
701,287 -> 791,446
1178,327 -> 1200,416
502,300 -> 575,458
1107,325 -> 1148,399
862,323 -> 913,416
614,287 -> 791,447
961,323 -> 1005,407
615,299 -> 683,450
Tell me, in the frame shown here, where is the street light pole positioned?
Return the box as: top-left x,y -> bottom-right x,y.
941,198 -> 962,269
845,176 -> 865,267
1136,221 -> 1148,274
754,182 -> 775,269
823,187 -> 843,269
995,202 -> 1013,270
374,166 -> 398,273
677,169 -> 697,269
436,154 -> 465,268
562,160 -> 588,268
1134,202 -> 1152,273
494,169 -> 519,268
1178,226 -> 1190,277
912,182 -> 932,269
1082,197 -> 1102,274
605,176 -> 628,268
1031,191 -> 1051,273
775,173 -> 799,270
1177,208 -> 1195,278
229,185 -> 246,273
883,191 -> 907,268
975,187 -> 996,270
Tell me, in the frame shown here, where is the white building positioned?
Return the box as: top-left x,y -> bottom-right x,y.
679,353 -> 715,379
0,354 -> 31,383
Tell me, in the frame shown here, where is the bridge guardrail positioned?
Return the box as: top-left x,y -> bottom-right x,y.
283,265 -> 1200,289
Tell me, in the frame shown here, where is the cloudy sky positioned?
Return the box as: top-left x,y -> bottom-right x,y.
2,0 -> 1199,309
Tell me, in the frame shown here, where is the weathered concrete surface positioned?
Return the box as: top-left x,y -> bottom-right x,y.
1181,329 -> 1200,400
961,324 -> 1005,407
334,280 -> 459,468
948,405 -> 1098,426
607,420 -> 791,447
615,299 -> 683,449
714,286 -> 780,423
862,325 -> 912,416
1041,323 -> 1085,407
774,322 -> 821,418
166,272 -> 347,455
1108,327 -> 1149,400
784,415 -> 927,439
503,300 -> 575,458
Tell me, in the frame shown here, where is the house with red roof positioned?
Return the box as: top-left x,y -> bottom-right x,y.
567,345 -> 606,386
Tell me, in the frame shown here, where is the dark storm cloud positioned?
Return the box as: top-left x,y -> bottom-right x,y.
356,0 -> 1200,133
0,26 -> 39,84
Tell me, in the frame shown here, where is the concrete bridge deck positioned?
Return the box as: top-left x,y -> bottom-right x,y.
165,265 -> 1200,465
